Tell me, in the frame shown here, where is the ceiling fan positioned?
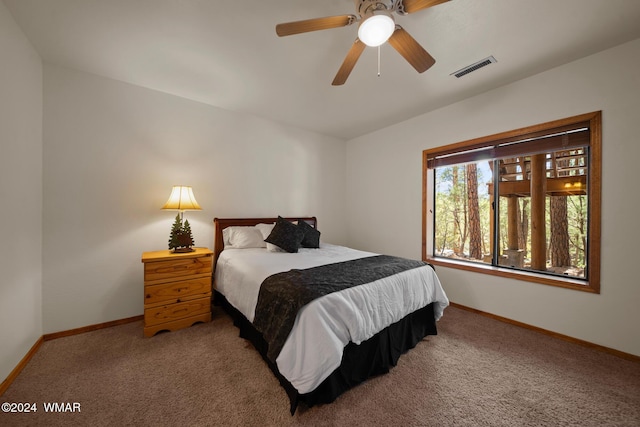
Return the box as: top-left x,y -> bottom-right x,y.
275,0 -> 450,85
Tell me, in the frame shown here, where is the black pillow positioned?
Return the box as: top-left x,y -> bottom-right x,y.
265,216 -> 305,253
298,219 -> 321,248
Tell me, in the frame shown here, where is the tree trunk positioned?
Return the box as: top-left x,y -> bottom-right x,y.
466,163 -> 482,260
550,196 -> 571,267
518,198 -> 529,259
452,166 -> 462,255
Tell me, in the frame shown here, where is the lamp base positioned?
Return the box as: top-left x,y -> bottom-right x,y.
172,247 -> 195,253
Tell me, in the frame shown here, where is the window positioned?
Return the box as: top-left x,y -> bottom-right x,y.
422,112 -> 601,293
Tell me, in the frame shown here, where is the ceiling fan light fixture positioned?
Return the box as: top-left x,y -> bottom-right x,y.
358,11 -> 395,47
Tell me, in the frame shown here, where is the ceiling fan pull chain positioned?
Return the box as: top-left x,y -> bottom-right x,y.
378,45 -> 381,77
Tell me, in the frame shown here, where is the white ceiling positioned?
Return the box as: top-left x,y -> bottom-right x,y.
5,0 -> 640,140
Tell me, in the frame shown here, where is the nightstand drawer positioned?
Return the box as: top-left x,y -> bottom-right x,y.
144,255 -> 213,283
144,277 -> 211,306
144,296 -> 212,327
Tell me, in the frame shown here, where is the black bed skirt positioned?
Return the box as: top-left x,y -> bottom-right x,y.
214,291 -> 438,414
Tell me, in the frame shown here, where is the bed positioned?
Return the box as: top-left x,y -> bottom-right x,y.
212,217 -> 449,414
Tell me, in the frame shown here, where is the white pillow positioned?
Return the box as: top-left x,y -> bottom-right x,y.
223,226 -> 266,249
266,243 -> 286,252
255,223 -> 275,238
255,223 -> 285,252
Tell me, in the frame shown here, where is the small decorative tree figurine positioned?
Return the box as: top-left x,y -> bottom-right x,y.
168,214 -> 195,253
182,219 -> 194,247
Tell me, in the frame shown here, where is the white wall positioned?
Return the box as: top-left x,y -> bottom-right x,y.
0,2 -> 43,382
346,38 -> 640,357
42,64 -> 347,333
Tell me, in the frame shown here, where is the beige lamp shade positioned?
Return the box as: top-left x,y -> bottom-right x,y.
161,186 -> 202,211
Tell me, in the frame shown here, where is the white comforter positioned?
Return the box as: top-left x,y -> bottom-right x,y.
214,243 -> 449,394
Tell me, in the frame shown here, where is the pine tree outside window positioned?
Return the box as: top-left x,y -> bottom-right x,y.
422,112 -> 601,293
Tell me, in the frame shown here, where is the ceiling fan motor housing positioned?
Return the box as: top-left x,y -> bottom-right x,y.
354,0 -> 397,17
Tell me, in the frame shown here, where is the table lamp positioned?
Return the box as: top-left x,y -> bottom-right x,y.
161,185 -> 202,252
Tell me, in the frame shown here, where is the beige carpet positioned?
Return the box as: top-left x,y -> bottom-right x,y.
1,305 -> 639,427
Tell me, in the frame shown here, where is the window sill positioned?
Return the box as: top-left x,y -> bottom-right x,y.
426,256 -> 599,294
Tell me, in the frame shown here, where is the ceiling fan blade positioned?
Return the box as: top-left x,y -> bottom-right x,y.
332,39 -> 366,86
387,27 -> 435,73
276,15 -> 356,37
401,0 -> 450,14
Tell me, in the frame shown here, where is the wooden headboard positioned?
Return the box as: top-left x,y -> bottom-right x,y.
212,217 -> 318,269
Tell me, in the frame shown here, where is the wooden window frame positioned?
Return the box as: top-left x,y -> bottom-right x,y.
422,111 -> 602,293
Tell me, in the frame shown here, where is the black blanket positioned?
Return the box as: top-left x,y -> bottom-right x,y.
252,255 -> 430,362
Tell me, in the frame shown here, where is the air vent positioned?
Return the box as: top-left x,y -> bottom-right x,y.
451,56 -> 497,78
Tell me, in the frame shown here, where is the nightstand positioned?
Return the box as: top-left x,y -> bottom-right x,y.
141,247 -> 213,337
